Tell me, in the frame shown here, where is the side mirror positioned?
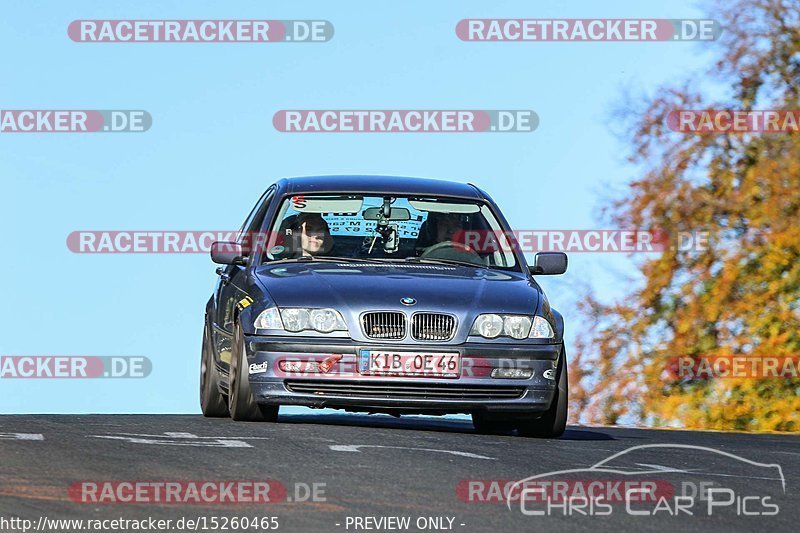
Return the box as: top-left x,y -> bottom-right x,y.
529,252 -> 567,275
211,242 -> 246,265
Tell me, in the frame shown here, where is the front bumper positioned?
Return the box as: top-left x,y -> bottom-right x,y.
244,335 -> 562,415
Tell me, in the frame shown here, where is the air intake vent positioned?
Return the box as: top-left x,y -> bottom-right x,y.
285,380 -> 525,400
411,313 -> 456,341
362,312 -> 406,339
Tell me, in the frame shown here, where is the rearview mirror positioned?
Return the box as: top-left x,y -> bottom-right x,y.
362,207 -> 411,221
529,252 -> 568,275
211,242 -> 246,265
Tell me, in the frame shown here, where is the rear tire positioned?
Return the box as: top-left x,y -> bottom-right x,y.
517,350 -> 568,438
200,322 -> 229,417
228,322 -> 279,422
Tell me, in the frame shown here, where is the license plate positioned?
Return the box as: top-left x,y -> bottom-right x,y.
358,350 -> 460,378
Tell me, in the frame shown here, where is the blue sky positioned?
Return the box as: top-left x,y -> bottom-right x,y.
0,0 -> 716,413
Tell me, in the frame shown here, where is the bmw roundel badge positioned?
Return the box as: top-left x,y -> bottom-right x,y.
400,297 -> 416,306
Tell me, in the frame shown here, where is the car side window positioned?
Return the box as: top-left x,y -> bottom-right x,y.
240,187 -> 275,257
239,188 -> 271,236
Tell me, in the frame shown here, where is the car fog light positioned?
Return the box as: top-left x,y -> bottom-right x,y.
491,368 -> 534,379
279,360 -> 320,373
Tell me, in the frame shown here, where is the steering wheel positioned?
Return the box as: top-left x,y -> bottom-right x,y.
420,241 -> 485,264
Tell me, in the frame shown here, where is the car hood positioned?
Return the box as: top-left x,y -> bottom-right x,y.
254,262 -> 539,316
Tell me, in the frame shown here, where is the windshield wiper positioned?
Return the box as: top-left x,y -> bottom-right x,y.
273,256 -> 392,265
271,255 -> 488,269
404,256 -> 488,269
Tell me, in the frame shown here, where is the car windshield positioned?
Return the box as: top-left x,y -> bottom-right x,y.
259,194 -> 518,269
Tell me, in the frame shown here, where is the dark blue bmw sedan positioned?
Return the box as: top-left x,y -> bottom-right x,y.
201,175 -> 568,437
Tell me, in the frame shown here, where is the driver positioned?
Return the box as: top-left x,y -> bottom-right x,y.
417,212 -> 466,252
416,212 -> 485,263
433,213 -> 463,243
293,213 -> 334,257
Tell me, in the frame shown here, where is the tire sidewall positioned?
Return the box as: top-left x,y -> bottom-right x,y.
229,323 -> 245,415
200,321 -> 228,417
229,322 -> 267,421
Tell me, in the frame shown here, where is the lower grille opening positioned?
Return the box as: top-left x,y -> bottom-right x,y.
284,380 -> 525,401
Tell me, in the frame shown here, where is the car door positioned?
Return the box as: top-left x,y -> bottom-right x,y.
212,186 -> 275,365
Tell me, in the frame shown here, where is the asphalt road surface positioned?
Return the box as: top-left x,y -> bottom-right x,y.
0,414 -> 798,533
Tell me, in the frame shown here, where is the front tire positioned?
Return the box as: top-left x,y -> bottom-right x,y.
200,322 -> 229,417
228,322 -> 279,422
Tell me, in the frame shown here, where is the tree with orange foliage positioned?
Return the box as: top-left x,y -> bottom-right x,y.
571,0 -> 800,432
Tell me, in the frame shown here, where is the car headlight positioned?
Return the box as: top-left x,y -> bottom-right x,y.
254,307 -> 347,334
504,316 -> 533,339
254,307 -> 283,329
470,314 -> 553,340
529,315 -> 554,339
471,314 -> 505,338
281,308 -> 311,332
308,309 -> 346,333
